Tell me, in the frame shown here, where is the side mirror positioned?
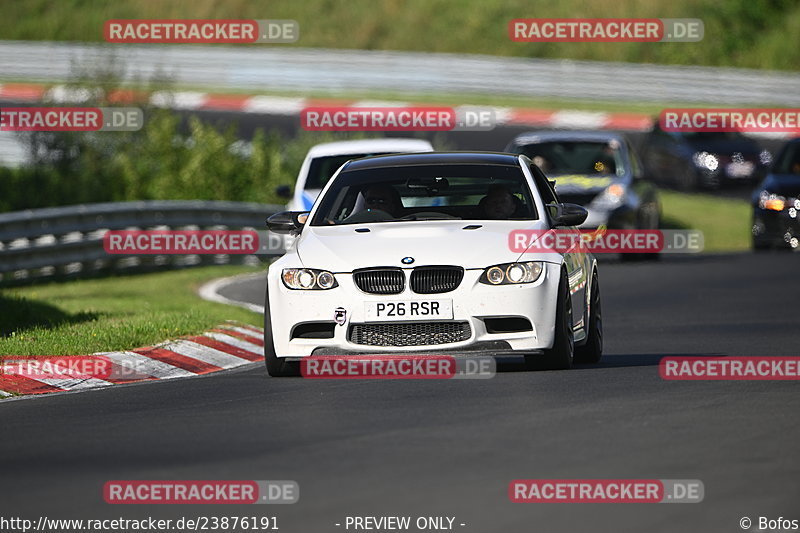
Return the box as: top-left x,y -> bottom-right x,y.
548,203 -> 588,227
267,211 -> 309,234
275,185 -> 292,199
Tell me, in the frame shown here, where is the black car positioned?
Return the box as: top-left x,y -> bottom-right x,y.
752,138 -> 800,250
642,122 -> 771,190
505,131 -> 660,233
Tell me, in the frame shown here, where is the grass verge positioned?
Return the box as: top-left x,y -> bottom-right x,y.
0,265 -> 264,357
659,189 -> 752,253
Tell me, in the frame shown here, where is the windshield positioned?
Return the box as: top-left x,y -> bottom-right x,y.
679,131 -> 748,143
305,152 -> 395,189
515,140 -> 626,177
310,163 -> 537,225
775,143 -> 800,174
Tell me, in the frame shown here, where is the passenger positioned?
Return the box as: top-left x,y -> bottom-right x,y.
593,146 -> 617,174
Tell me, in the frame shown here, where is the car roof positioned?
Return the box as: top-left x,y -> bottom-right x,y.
306,138 -> 434,158
510,130 -> 626,146
342,151 -> 522,171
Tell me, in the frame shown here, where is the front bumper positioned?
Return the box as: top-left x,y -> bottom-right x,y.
580,205 -> 637,230
753,208 -> 800,248
700,165 -> 766,186
267,262 -> 562,358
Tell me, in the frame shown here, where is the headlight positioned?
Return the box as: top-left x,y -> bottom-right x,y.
758,191 -> 786,211
486,266 -> 504,284
282,268 -> 339,290
692,151 -> 719,171
316,271 -> 336,289
592,183 -> 626,209
480,262 -> 543,285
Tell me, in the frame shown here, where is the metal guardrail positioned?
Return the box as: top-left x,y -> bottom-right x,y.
0,200 -> 286,285
1,41 -> 800,105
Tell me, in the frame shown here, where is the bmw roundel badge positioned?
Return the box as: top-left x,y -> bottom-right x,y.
401,257 -> 415,265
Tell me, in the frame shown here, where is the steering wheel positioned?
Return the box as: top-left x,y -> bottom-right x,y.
340,209 -> 395,224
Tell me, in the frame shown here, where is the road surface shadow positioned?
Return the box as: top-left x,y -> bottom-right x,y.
497,352 -> 725,372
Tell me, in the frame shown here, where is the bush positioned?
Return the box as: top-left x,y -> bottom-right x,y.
1,104 -> 364,212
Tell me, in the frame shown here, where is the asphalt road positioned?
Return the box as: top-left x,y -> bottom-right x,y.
2,251 -> 799,533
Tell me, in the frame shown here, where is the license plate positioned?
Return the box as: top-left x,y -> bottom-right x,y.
726,162 -> 754,178
364,300 -> 453,322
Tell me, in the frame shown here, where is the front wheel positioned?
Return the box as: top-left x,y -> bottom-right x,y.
574,271 -> 603,364
264,286 -> 300,377
526,271 -> 574,370
677,162 -> 699,191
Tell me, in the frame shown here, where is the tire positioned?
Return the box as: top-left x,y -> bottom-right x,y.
526,271 -> 574,370
644,203 -> 662,261
699,170 -> 721,191
677,163 -> 698,191
264,286 -> 300,377
623,204 -> 661,261
574,271 -> 602,364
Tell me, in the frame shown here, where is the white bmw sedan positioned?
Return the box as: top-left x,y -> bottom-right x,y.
264,152 -> 602,376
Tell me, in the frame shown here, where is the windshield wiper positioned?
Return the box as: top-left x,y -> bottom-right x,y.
397,214 -> 459,221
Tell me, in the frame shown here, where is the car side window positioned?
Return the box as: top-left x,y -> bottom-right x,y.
529,163 -> 559,203
627,141 -> 644,178
528,163 -> 562,220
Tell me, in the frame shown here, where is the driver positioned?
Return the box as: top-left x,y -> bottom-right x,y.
532,155 -> 552,173
362,184 -> 403,218
480,185 -> 518,219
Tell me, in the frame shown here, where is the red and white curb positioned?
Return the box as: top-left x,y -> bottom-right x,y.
3,82 -> 791,138
0,322 -> 264,397
0,82 -> 652,132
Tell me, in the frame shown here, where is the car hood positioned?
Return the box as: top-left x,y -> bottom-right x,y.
761,174 -> 800,197
295,220 -> 552,271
